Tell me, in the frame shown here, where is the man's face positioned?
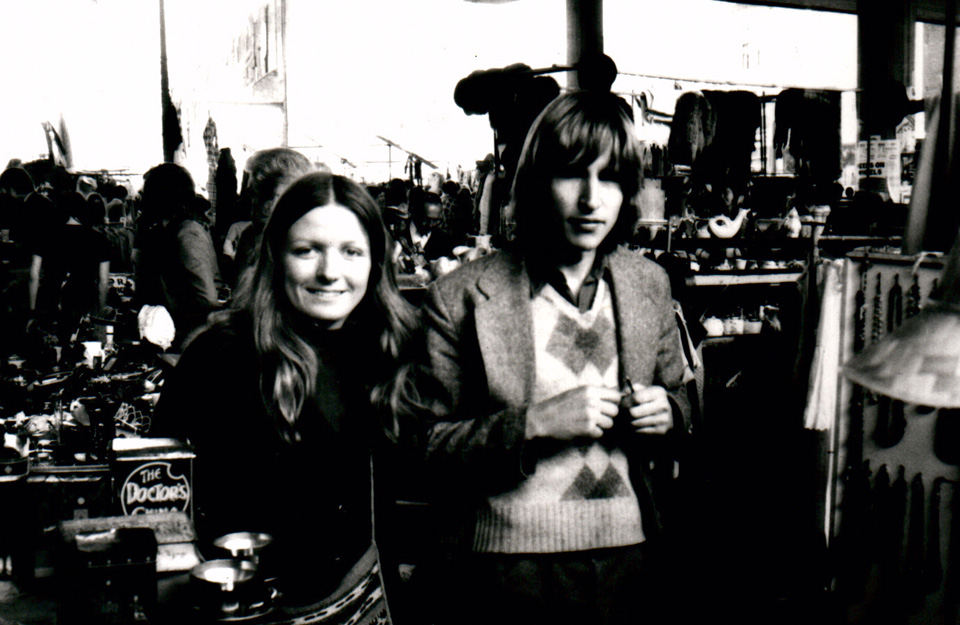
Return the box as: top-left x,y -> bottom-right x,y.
548,150 -> 623,255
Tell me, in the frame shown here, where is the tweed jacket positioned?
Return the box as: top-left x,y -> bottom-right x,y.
414,246 -> 691,539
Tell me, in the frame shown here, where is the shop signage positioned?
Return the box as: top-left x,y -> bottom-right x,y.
858,136 -> 904,202
120,461 -> 191,515
111,438 -> 195,518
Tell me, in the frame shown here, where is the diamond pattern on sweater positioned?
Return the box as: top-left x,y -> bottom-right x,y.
546,314 -> 616,374
561,462 -> 629,500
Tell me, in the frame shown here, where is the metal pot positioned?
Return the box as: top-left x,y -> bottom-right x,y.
213,532 -> 272,566
191,558 -> 258,594
189,558 -> 273,620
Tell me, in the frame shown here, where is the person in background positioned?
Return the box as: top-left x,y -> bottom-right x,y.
76,175 -> 98,200
451,184 -> 479,247
1,167 -> 39,358
0,167 -> 37,256
426,171 -> 443,195
384,178 -> 408,211
366,184 -> 385,210
233,147 -> 314,285
221,206 -> 251,265
212,147 -> 239,251
99,177 -> 131,209
396,188 -> 456,270
134,163 -> 221,350
405,90 -> 691,625
101,198 -> 135,274
382,204 -> 410,254
27,191 -> 111,347
474,153 -> 497,236
86,193 -> 107,227
155,171 -> 419,622
0,166 -> 35,199
192,194 -> 215,231
439,179 -> 469,247
0,166 -> 36,263
441,179 -> 459,211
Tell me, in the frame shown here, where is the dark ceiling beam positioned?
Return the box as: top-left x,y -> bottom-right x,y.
714,0 -> 959,24
714,0 -> 855,13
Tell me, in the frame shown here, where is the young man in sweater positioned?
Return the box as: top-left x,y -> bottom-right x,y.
409,90 -> 691,625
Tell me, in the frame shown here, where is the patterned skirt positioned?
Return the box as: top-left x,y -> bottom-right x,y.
267,543 -> 391,625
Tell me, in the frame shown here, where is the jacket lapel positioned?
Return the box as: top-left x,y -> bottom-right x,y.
474,253 -> 535,407
607,250 -> 659,386
470,250 -> 663,405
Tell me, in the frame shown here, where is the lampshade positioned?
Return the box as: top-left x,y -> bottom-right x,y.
843,303 -> 960,408
843,236 -> 960,407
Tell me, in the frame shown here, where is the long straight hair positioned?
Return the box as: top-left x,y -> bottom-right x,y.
230,171 -> 418,443
510,90 -> 643,260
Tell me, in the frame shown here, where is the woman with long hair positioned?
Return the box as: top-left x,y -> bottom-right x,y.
156,171 -> 418,623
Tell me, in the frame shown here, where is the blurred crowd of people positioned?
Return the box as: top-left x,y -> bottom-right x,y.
0,149 -> 494,365
0,91 -> 706,625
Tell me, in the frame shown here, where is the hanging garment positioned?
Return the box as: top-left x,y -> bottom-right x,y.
804,259 -> 845,431
668,91 -> 716,167
667,90 -> 760,189
700,90 -> 761,186
774,89 -> 841,183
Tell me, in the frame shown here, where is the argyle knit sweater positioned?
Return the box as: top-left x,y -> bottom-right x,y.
473,281 -> 645,553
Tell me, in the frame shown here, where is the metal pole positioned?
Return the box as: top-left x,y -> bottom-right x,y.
281,0 -> 289,147
160,0 -> 171,162
566,0 -> 603,89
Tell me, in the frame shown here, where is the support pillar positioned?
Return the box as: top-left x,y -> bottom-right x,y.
856,0 -> 915,199
566,0 -> 603,89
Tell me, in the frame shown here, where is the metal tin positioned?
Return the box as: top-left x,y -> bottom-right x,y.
111,438 -> 195,518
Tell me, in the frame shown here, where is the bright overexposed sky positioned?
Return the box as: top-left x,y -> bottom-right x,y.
0,0 -> 859,184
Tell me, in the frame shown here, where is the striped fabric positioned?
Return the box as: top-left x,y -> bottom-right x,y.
269,543 -> 391,625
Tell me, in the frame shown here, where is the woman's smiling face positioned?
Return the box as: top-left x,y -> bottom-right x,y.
282,203 -> 372,328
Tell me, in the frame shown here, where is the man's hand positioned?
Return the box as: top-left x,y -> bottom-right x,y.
624,385 -> 673,435
525,385 -> 621,441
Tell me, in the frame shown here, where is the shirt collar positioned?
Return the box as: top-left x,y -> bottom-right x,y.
526,253 -> 610,308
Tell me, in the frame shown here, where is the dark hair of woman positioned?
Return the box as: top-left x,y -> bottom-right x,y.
139,163 -> 196,226
510,90 -> 643,259
223,171 -> 419,443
